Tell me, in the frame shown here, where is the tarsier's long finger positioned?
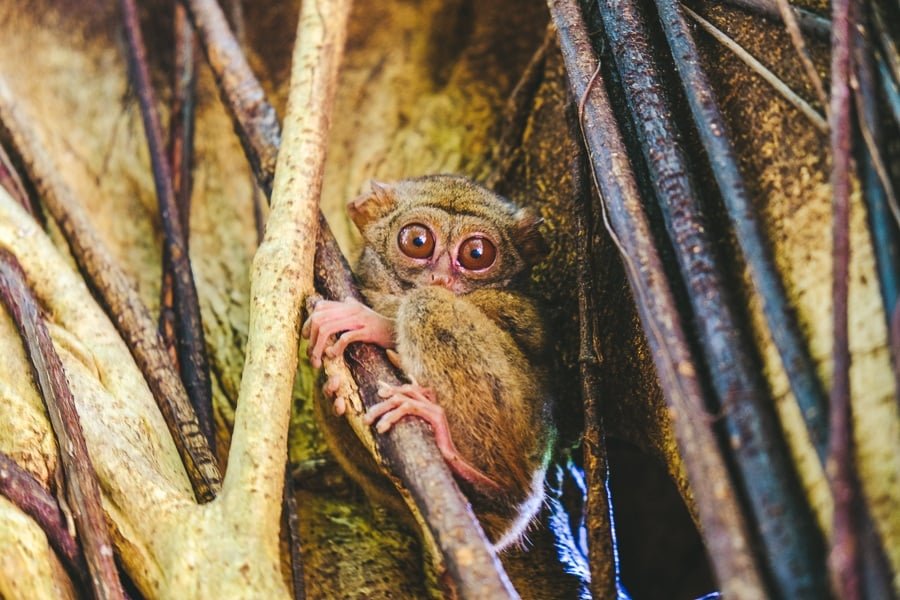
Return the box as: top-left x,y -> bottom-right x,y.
304,300 -> 357,345
325,328 -> 368,358
374,396 -> 444,433
364,397 -> 404,425
310,299 -> 356,315
309,317 -> 361,367
379,383 -> 436,403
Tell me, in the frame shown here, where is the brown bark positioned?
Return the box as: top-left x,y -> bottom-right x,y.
0,76 -> 222,502
0,249 -> 124,600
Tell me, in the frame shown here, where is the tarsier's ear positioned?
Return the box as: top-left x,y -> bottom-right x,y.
347,180 -> 398,232
513,208 -> 549,265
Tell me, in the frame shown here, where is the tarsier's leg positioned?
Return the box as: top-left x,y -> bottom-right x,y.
364,381 -> 503,493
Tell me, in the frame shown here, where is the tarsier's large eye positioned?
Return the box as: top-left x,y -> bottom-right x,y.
457,237 -> 497,271
398,223 -> 435,259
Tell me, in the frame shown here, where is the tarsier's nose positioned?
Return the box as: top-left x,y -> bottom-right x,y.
430,273 -> 452,287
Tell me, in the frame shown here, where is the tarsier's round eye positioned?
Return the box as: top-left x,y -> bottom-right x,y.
457,237 -> 497,271
398,223 -> 435,259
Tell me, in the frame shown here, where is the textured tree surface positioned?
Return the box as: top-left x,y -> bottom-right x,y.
0,0 -> 897,598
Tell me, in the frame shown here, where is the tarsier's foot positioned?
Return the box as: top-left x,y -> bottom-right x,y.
302,297 -> 395,368
366,382 -> 503,493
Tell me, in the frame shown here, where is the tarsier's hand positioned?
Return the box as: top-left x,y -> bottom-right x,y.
302,297 -> 395,369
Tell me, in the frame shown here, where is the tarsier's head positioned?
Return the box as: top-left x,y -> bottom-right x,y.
349,175 -> 547,295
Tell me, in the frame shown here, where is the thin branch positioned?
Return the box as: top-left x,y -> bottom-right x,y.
0,249 -> 124,600
684,6 -> 828,133
598,0 -> 827,595
120,0 -> 215,452
221,0 -> 267,244
0,142 -> 33,216
182,0 -> 520,594
571,138 -> 617,599
771,0 -> 828,111
827,0 -> 861,594
159,3 -> 200,373
0,74 -> 222,502
547,1 -> 768,597
0,452 -> 86,583
855,0 -> 900,411
180,0 -> 281,197
653,0 -> 830,463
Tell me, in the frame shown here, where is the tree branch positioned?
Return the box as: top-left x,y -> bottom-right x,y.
0,451 -> 86,585
771,0 -> 828,111
0,249 -> 124,600
547,1 -> 768,597
181,0 -> 281,197
0,142 -> 33,216
160,3 -> 200,378
653,0 -> 830,462
828,0 -> 861,595
181,0 -> 520,595
120,0 -> 215,453
0,74 -> 222,502
571,136 -> 616,599
596,0 -> 827,595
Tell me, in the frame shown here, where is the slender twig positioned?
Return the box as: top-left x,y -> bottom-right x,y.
828,0 -> 861,595
0,452 -> 86,583
599,0 -> 828,596
0,74 -> 222,502
0,142 -> 33,216
221,0 -> 267,244
855,0 -> 900,408
180,0 -> 281,197
183,1 -> 520,594
0,250 -> 124,600
572,137 -> 617,599
160,3 -> 200,374
120,0 -> 216,453
684,6 -> 828,133
772,0 -> 828,110
548,1 -> 769,597
654,0 -> 830,464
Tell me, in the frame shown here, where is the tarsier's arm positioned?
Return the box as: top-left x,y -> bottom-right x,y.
302,297 -> 504,493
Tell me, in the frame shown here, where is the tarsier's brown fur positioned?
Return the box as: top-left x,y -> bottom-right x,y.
315,175 -> 555,550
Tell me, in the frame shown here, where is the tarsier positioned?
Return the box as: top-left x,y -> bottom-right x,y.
303,175 -> 555,550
